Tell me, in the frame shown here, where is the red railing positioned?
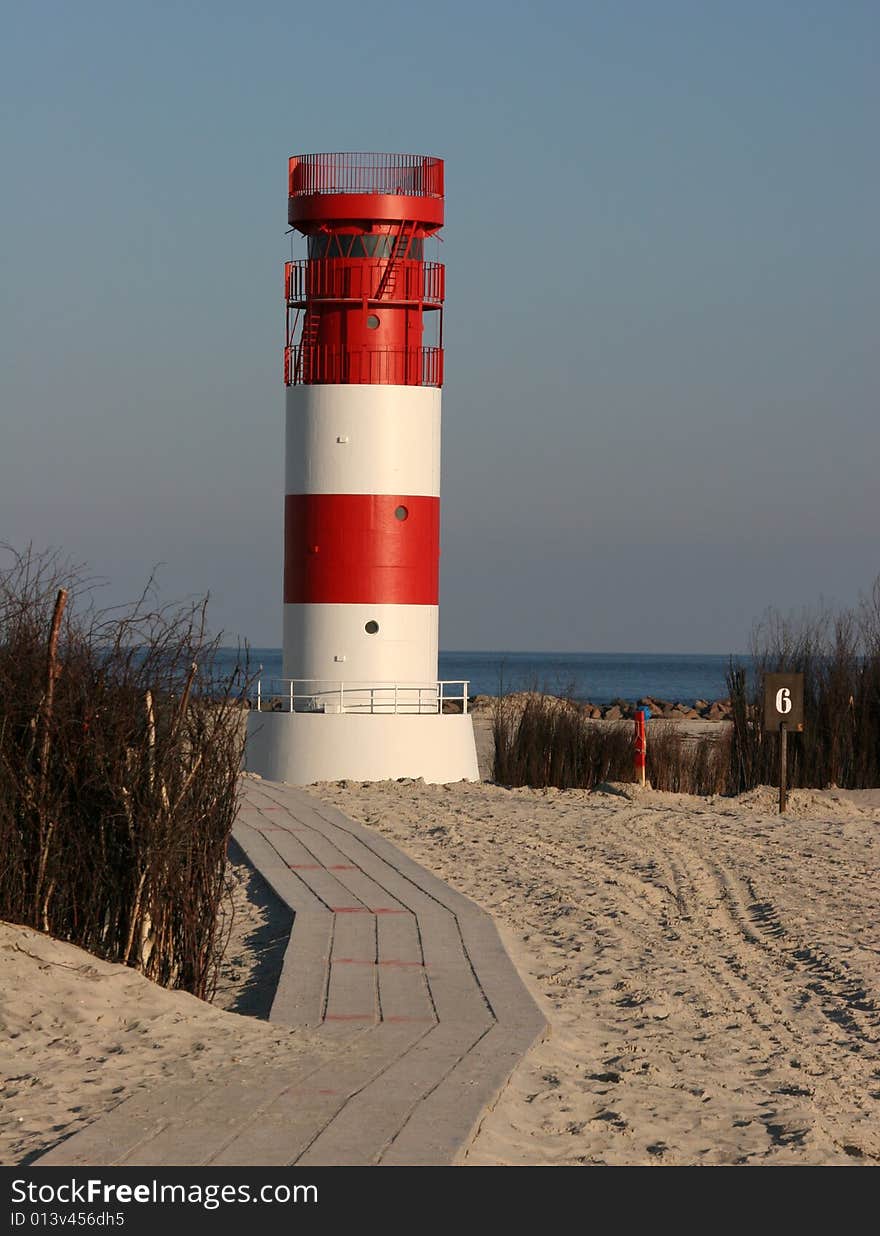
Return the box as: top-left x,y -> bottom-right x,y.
285,260 -> 444,306
289,153 -> 443,199
284,345 -> 443,388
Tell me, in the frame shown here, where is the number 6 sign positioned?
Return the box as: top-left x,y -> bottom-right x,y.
764,673 -> 804,732
763,672 -> 804,814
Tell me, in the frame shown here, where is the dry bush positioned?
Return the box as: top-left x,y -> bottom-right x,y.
493,694 -> 632,788
647,723 -> 731,795
493,693 -> 729,794
0,546 -> 251,998
727,579 -> 880,792
493,577 -> 880,796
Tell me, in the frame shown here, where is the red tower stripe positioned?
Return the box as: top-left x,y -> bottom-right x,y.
284,494 -> 439,605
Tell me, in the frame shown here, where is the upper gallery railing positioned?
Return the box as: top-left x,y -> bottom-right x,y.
289,153 -> 444,200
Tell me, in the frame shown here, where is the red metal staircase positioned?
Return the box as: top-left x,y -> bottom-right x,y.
296,307 -> 321,382
373,221 -> 415,302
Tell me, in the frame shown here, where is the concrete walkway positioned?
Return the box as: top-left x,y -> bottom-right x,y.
37,779 -> 545,1167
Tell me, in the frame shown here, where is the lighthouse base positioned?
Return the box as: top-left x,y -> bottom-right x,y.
244,711 -> 480,785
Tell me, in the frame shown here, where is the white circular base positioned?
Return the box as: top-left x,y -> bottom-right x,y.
244,711 -> 480,785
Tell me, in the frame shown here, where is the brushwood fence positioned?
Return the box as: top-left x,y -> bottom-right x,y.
0,548 -> 250,998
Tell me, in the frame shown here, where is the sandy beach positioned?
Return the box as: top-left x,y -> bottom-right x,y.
3,735 -> 878,1166
0,853 -> 333,1166
311,776 -> 880,1165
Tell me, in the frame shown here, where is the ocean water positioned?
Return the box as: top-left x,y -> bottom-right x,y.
218,649 -> 746,706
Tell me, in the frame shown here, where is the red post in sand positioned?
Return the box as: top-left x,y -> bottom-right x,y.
634,708 -> 647,787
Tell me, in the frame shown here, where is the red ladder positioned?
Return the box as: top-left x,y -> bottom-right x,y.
296,307 -> 321,382
373,220 -> 415,302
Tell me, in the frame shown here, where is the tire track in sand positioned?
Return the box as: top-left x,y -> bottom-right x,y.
635,810 -> 880,1159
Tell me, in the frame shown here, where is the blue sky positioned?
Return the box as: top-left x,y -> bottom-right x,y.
1,1 -> 877,651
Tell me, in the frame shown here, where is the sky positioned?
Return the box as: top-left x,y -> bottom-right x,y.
1,0 -> 877,653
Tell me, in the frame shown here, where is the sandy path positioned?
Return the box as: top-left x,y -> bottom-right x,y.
311,779 -> 880,1165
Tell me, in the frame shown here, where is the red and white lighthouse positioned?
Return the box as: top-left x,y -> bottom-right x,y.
246,152 -> 479,784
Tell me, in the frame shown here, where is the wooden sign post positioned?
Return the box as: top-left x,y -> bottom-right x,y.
763,673 -> 804,813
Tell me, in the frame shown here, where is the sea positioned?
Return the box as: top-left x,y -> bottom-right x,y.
216,649 -> 749,706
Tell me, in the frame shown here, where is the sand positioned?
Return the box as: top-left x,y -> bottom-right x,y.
0,854 -> 331,1167
4,747 -> 878,1167
311,777 -> 880,1165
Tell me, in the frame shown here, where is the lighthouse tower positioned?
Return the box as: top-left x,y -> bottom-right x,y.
245,152 -> 479,784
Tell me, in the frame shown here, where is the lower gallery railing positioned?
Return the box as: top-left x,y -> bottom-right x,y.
252,679 -> 470,716
285,345 -> 443,387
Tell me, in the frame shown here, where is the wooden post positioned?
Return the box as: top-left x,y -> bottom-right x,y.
764,674 -> 802,814
30,587 -> 70,925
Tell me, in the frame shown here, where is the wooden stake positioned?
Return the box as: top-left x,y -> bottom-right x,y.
39,588 -> 69,781
779,722 -> 788,814
34,587 -> 69,918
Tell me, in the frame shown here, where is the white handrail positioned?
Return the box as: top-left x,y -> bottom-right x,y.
252,678 -> 469,716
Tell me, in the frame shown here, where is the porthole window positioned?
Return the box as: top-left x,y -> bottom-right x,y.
365,620 -> 379,634
366,314 -> 380,330
394,505 -> 408,521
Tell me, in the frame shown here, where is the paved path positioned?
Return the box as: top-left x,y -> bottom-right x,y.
37,780 -> 546,1167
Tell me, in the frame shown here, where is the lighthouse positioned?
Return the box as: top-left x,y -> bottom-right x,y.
245,152 -> 479,784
